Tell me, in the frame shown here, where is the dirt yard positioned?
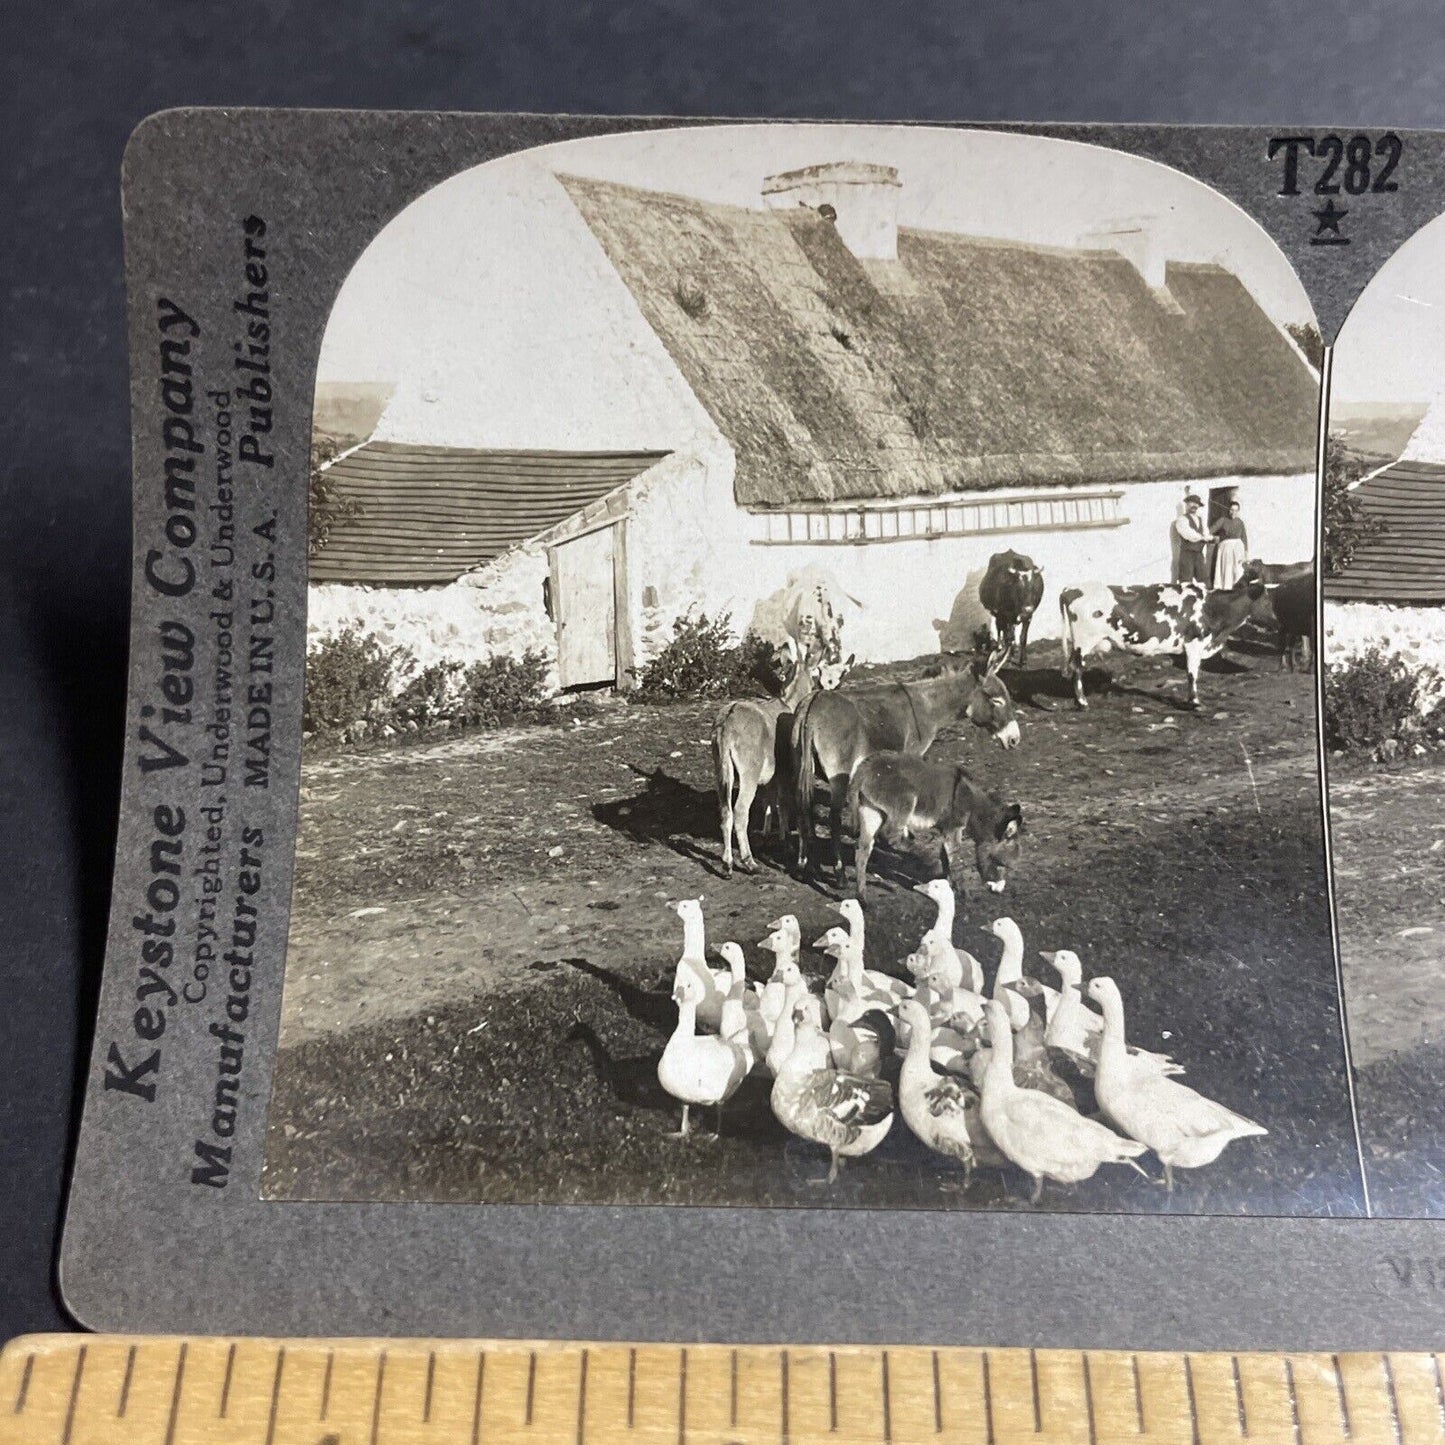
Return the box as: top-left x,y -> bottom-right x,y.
1329,756 -> 1445,1217
263,638 -> 1366,1216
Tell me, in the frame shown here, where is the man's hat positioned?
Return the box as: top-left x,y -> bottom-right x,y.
1184,493 -> 1203,506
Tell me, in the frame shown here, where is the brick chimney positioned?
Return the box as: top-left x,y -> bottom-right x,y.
762,162 -> 902,261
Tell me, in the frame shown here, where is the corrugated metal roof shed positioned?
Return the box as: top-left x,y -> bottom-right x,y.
1325,459 -> 1445,603
309,442 -> 668,584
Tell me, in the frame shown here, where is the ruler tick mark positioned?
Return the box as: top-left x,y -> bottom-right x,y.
60,1343 -> 86,1445
163,1343 -> 188,1445
782,1348 -> 791,1445
983,1350 -> 996,1445
118,1344 -> 136,1417
370,1350 -> 388,1445
1233,1354 -> 1248,1437
1184,1355 -> 1201,1445
1285,1359 -> 1303,1445
320,1350 -> 334,1421
220,1341 -> 237,1417
471,1351 -> 485,1445
627,1347 -> 636,1429
1030,1347 -> 1042,1433
1333,1354 -> 1352,1438
424,1350 -> 436,1423
577,1347 -> 589,1445
730,1348 -> 738,1428
678,1346 -> 688,1445
527,1351 -> 537,1427
1130,1353 -> 1144,1434
932,1349 -> 942,1434
1433,1354 -> 1445,1434
265,1347 -> 286,1445
12,1354 -> 32,1414
1382,1355 -> 1403,1445
882,1350 -> 893,1444
828,1351 -> 837,1432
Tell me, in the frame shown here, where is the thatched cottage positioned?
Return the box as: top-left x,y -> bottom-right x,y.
312,161 -> 1319,689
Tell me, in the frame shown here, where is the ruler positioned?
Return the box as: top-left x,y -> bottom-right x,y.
1,1336 -> 1442,1445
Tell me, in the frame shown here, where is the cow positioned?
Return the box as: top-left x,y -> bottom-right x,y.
1245,558 -> 1313,585
712,642 -> 852,876
979,550 -> 1046,665
791,644 -> 1019,881
846,751 -> 1024,902
1270,569 -> 1316,671
1058,576 -> 1267,710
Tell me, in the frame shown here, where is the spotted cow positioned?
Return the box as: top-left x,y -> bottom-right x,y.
779,565 -> 859,668
1058,577 -> 1267,710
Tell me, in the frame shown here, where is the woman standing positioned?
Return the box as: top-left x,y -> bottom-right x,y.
1210,500 -> 1249,589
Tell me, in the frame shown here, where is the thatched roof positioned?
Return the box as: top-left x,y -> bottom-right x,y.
562,175 -> 1318,507
1325,459 -> 1445,604
311,442 -> 666,584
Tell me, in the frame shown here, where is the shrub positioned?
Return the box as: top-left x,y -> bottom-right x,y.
630,611 -> 774,702
1324,645 -> 1436,755
308,436 -> 364,559
392,659 -> 469,728
305,627 -> 410,737
457,650 -> 553,727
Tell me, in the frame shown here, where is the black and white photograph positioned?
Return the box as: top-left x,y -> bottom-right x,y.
259,122 -> 1359,1215
1324,214 -> 1445,1218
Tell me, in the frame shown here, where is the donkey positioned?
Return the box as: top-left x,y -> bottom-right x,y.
790,645 -> 1019,881
847,751 -> 1024,902
712,641 -> 852,876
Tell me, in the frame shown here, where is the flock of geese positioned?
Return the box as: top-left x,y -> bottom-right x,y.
658,886 -> 1267,1202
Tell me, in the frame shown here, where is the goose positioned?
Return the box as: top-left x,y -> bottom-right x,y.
827,1009 -> 897,1078
717,947 -> 772,1062
757,927 -> 801,1028
911,880 -> 986,991
1087,977 -> 1267,1191
912,951 -> 987,1031
669,898 -> 726,1031
977,999 -> 1147,1204
765,973 -> 824,1076
657,969 -> 751,1139
814,927 -> 908,1014
1043,952 -> 1182,1076
896,998 -> 999,1186
768,913 -> 802,955
770,1013 -> 894,1183
989,916 -> 1039,1031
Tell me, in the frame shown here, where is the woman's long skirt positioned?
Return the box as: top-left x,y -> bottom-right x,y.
1213,537 -> 1247,589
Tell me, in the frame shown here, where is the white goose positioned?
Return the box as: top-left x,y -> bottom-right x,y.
770,1013 -> 894,1183
1088,977 -> 1267,1191
977,999 -> 1147,1203
717,942 -> 772,1062
1043,951 -> 1182,1076
896,998 -> 983,1184
765,972 -> 824,1076
912,879 -> 986,992
988,917 -> 1034,1032
814,926 -> 907,1016
757,927 -> 801,1029
669,898 -> 727,1032
657,969 -> 751,1139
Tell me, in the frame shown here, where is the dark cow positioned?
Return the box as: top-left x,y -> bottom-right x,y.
1270,570 -> 1316,671
979,549 -> 1046,665
791,646 -> 1019,880
847,751 -> 1024,902
1245,558 -> 1313,584
1059,577 -> 1267,710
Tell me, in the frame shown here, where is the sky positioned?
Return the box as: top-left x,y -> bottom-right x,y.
317,121 -> 1317,410
1331,211 -> 1445,413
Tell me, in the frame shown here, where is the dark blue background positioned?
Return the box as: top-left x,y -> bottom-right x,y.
5,0 -> 1445,1340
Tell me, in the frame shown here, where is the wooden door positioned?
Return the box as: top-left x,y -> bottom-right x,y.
552,526 -> 617,688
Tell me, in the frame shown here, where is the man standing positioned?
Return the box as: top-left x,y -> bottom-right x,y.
1172,494 -> 1210,585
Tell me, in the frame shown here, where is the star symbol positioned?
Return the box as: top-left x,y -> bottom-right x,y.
1313,198 -> 1348,236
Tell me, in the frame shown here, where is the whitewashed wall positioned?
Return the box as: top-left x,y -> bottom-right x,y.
1325,601 -> 1445,715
